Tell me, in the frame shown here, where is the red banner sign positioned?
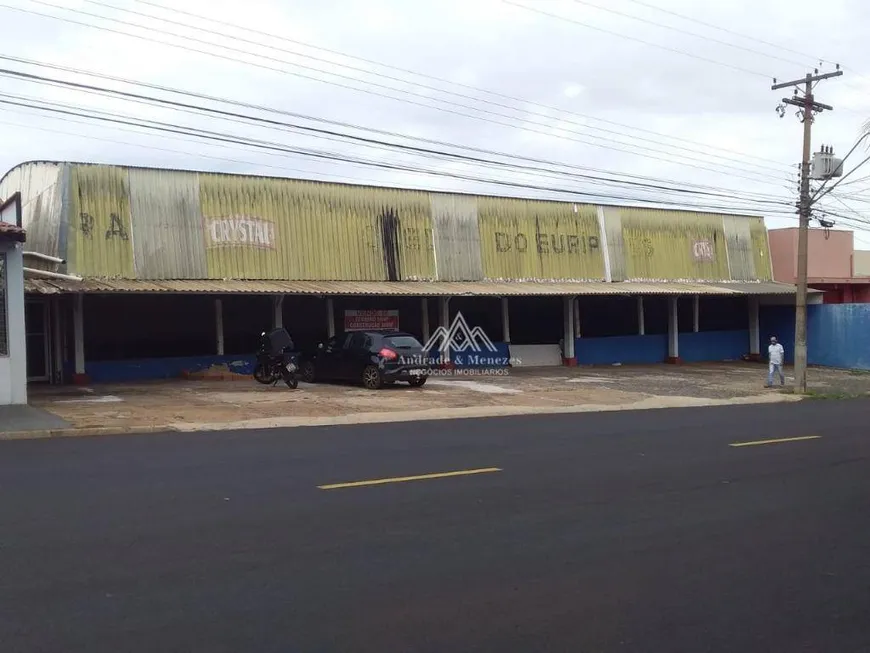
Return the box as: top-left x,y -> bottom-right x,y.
344,309 -> 399,331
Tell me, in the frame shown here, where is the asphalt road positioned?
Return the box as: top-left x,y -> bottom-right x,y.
2,401 -> 869,653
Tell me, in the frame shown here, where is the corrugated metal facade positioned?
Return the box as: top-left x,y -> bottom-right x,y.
477,198 -> 604,280
0,162 -> 65,268
618,207 -> 731,280
1,162 -> 778,285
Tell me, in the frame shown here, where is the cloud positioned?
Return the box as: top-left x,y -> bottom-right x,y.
0,0 -> 868,245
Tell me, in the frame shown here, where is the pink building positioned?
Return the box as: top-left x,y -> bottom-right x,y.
768,227 -> 870,304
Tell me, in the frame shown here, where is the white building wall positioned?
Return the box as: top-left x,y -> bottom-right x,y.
0,240 -> 27,405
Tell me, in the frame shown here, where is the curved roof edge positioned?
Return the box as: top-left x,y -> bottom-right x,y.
0,159 -> 765,220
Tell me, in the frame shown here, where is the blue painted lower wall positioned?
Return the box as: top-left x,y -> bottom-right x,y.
679,330 -> 749,362
760,304 -> 870,370
575,334 -> 668,365
84,355 -> 256,383
808,304 -> 870,370
575,331 -> 749,365
79,342 -> 515,383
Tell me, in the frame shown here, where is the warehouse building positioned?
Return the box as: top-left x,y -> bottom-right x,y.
0,161 -> 811,385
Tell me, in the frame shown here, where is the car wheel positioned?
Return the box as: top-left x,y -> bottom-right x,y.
362,365 -> 383,390
301,361 -> 316,384
409,376 -> 427,388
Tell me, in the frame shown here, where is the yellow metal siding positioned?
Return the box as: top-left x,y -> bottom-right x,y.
69,165 -> 135,278
749,218 -> 773,281
199,176 -> 435,281
129,169 -> 207,279
430,194 -> 483,281
478,198 -> 605,280
620,208 -> 731,280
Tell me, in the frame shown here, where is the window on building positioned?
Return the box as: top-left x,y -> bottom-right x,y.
0,251 -> 8,356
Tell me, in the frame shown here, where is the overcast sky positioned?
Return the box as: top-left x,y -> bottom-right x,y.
1,0 -> 869,247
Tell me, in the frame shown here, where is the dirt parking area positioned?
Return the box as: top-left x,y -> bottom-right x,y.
24,362 -> 870,433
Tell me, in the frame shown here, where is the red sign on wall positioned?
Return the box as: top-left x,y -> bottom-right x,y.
344,310 -> 399,331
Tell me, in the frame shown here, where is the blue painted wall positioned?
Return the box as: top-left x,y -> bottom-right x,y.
808,304 -> 870,370
85,355 -> 256,383
575,334 -> 668,365
679,330 -> 749,362
760,306 -> 796,363
575,331 -> 748,366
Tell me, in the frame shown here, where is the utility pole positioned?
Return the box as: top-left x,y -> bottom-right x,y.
772,67 -> 842,394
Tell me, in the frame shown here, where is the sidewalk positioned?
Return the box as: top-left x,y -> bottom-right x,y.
5,362 -> 867,440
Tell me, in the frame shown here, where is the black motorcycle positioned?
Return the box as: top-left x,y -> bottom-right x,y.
253,328 -> 300,389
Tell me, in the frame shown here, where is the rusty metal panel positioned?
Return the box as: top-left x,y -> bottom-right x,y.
599,205 -> 625,282
477,198 -> 605,280
430,193 -> 482,281
129,169 -> 207,279
0,162 -> 66,266
68,164 -> 135,278
749,218 -> 773,281
198,175 -> 436,281
722,214 -> 755,280
619,208 -> 731,281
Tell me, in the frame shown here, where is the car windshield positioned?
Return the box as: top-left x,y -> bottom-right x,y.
384,335 -> 421,349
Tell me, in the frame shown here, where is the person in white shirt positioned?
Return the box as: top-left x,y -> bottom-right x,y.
766,336 -> 785,388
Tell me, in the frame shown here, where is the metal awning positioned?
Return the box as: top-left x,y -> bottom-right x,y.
23,278 -> 811,297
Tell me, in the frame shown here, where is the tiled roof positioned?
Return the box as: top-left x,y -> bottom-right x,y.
0,222 -> 25,242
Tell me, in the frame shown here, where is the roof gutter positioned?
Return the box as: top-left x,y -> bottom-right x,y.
23,251 -> 65,264
24,267 -> 82,282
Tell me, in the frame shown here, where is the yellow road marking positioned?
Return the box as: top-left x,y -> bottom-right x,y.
318,467 -> 502,490
729,435 -> 821,448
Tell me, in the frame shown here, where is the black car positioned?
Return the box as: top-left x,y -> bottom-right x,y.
299,330 -> 432,390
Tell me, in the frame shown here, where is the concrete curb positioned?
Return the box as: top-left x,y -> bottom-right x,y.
1,393 -> 804,441
0,425 -> 178,441
171,392 -> 805,433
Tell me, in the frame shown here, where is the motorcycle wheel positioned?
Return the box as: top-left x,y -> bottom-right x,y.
285,376 -> 299,389
253,363 -> 276,385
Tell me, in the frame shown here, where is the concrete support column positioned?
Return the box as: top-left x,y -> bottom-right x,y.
501,297 -> 510,343
573,298 -> 581,337
273,295 -> 284,330
421,297 -> 430,343
693,294 -> 700,333
52,297 -> 63,385
667,296 -> 680,363
215,298 -> 225,356
637,296 -> 645,336
439,297 -> 451,364
73,292 -> 86,383
563,296 -> 576,366
326,298 -> 335,338
749,297 -> 761,358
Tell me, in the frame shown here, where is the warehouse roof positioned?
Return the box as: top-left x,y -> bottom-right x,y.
23,278 -> 812,297
0,160 -> 764,220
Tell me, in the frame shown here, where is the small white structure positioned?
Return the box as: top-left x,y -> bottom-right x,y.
0,193 -> 27,405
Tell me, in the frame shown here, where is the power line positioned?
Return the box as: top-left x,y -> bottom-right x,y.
0,54 -> 789,202
0,93 -> 796,213
0,65 -> 793,207
17,0 -> 793,182
123,0 -> 792,170
570,0 -> 812,68
501,0 -> 772,78
620,0 -> 828,63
